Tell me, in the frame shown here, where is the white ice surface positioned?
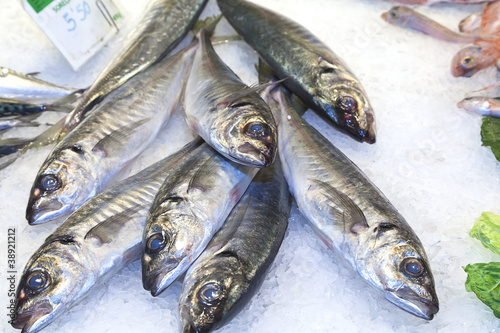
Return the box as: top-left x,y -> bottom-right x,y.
2,0 -> 500,332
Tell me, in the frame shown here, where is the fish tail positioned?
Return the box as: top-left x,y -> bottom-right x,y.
191,15 -> 222,38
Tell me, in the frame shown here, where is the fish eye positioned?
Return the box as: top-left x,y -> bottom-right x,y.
338,95 -> 358,114
146,233 -> 167,254
26,270 -> 50,292
461,56 -> 475,68
390,9 -> 399,19
401,258 -> 425,277
40,174 -> 61,192
198,283 -> 223,306
244,121 -> 268,138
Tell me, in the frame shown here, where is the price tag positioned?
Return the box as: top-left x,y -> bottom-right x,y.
22,0 -> 124,70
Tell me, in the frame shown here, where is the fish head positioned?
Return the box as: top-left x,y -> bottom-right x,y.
12,237 -> 90,333
358,222 -> 438,320
451,43 -> 497,77
142,201 -> 206,296
457,96 -> 488,114
211,97 -> 277,167
381,6 -> 413,27
180,253 -> 245,333
314,66 -> 376,143
26,145 -> 98,225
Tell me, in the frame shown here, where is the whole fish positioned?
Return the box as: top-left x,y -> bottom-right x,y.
179,159 -> 291,333
217,0 -> 376,143
25,41 -> 198,225
183,28 -> 277,167
0,98 -> 72,117
12,140 -> 200,333
142,144 -> 258,297
263,84 -> 439,320
458,96 -> 500,117
0,67 -> 77,103
381,6 -> 484,43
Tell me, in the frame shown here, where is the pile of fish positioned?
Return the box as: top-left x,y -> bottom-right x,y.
2,0 -> 440,332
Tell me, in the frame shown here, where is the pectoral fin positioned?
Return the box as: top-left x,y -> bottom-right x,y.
92,118 -> 150,156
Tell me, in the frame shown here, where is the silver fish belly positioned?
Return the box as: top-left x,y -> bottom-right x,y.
25,42 -> 198,225
217,0 -> 376,144
265,86 -> 438,320
142,143 -> 258,296
12,140 -> 200,333
184,28 -> 278,168
179,158 -> 291,333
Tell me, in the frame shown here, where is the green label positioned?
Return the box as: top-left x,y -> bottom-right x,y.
27,0 -> 53,13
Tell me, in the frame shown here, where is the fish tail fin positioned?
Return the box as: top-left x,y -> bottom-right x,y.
191,15 -> 223,38
44,88 -> 85,112
18,116 -> 67,154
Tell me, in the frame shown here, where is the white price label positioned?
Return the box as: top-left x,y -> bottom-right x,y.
22,0 -> 124,70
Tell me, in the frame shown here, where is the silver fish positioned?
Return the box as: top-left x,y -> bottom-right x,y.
0,98 -> 72,117
26,42 -> 198,225
184,28 -> 277,167
142,144 -> 258,296
0,67 -> 77,103
12,140 -> 200,333
217,0 -> 376,143
179,158 -> 291,333
263,85 -> 439,320
458,96 -> 500,117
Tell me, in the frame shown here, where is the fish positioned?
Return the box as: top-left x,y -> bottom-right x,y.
0,67 -> 78,103
25,41 -> 198,225
381,6 -> 485,43
217,0 -> 376,143
142,143 -> 258,297
262,83 -> 439,320
0,115 -> 41,132
0,98 -> 72,117
451,41 -> 500,77
179,159 -> 291,333
11,139 -> 201,333
459,13 -> 482,34
457,96 -> 500,117
183,28 -> 277,167
0,138 -> 32,158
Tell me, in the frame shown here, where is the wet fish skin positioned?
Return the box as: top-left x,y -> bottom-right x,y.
26,42 -> 198,225
12,140 -> 201,333
217,0 -> 376,143
264,85 -> 438,320
142,144 -> 258,297
458,96 -> 500,117
179,159 -> 291,333
0,67 -> 77,103
184,28 -> 277,168
382,6 -> 482,43
0,98 -> 73,118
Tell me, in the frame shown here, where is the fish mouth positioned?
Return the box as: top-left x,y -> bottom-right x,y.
390,287 -> 439,320
234,142 -> 275,167
142,261 -> 179,296
26,199 -> 64,225
180,316 -> 212,333
12,300 -> 53,333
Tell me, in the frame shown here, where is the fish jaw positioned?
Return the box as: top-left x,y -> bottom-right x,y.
11,299 -> 54,333
388,286 -> 439,320
26,195 -> 65,225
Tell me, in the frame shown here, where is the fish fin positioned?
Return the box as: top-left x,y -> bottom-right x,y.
92,118 -> 150,156
84,202 -> 144,244
187,155 -> 219,194
256,58 -> 277,84
311,179 -> 368,234
26,71 -> 41,77
44,88 -> 86,112
191,15 -> 222,37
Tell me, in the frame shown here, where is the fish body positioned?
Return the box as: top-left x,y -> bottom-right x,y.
0,98 -> 72,117
26,42 -> 198,225
217,0 -> 376,143
458,96 -> 500,117
179,159 -> 291,333
264,85 -> 439,320
382,6 -> 483,43
184,28 -> 277,167
12,140 -> 200,333
142,144 -> 258,297
0,67 -> 76,103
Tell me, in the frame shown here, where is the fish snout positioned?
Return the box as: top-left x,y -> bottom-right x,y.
393,286 -> 439,320
26,194 -> 63,225
11,299 -> 53,332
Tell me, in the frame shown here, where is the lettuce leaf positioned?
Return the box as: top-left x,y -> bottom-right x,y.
464,263 -> 500,318
481,116 -> 500,162
470,212 -> 500,255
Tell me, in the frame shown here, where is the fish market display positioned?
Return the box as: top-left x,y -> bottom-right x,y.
217,0 -> 376,143
12,140 -> 200,333
265,85 -> 439,319
26,41 -> 198,225
0,67 -> 77,103
381,6 -> 484,43
179,159 -> 291,332
458,96 -> 500,117
183,28 -> 277,167
142,143 -> 258,296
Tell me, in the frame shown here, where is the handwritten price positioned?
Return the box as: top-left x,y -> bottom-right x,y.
63,1 -> 91,32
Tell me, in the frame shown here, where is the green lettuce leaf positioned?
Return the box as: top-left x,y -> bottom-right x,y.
464,263 -> 500,318
481,116 -> 500,162
470,212 -> 500,255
